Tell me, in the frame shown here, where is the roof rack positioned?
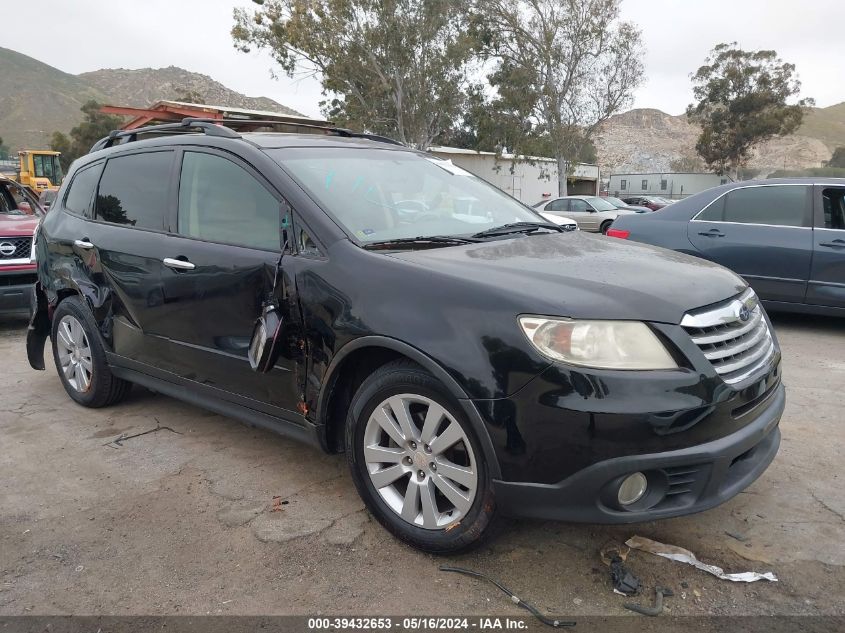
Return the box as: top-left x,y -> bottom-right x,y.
90,117 -> 403,153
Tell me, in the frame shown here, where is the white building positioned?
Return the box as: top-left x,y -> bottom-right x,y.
607,172 -> 730,200
429,146 -> 600,204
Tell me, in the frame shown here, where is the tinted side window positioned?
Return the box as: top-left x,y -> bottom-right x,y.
64,163 -> 103,217
569,199 -> 589,212
178,152 -> 280,250
546,199 -> 568,212
722,186 -> 809,227
821,188 -> 845,230
96,152 -> 172,230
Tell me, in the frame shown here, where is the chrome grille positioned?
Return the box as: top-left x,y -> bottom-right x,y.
681,288 -> 775,386
0,236 -> 32,260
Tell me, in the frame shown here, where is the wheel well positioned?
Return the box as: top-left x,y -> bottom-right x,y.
322,346 -> 409,453
56,288 -> 78,305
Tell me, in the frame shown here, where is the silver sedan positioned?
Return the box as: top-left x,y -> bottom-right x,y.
533,195 -> 637,233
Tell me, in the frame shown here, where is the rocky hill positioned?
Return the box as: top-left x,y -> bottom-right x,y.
78,67 -> 301,115
595,106 -> 837,175
0,47 -> 302,153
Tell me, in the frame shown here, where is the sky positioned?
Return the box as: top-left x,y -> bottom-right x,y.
3,0 -> 844,118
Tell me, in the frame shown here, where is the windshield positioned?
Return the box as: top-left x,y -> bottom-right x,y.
605,197 -> 626,207
584,196 -> 616,211
268,148 -> 545,243
0,182 -> 44,217
32,154 -> 63,183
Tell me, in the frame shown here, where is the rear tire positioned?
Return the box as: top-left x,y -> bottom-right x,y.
50,296 -> 131,408
346,359 -> 496,553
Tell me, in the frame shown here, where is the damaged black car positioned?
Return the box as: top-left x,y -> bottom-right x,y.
27,119 -> 784,553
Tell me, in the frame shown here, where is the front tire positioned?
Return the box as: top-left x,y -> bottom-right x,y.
601,220 -> 612,234
50,296 -> 131,408
346,360 -> 496,553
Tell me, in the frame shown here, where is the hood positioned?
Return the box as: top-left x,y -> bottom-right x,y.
389,232 -> 746,325
0,214 -> 39,237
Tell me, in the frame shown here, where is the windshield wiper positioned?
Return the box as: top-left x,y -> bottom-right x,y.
471,221 -> 565,239
362,235 -> 479,250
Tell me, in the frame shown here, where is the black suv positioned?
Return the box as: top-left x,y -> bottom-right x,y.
27,119 -> 784,553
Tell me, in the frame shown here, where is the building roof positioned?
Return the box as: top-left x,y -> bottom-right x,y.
609,171 -> 726,177
430,145 -> 598,167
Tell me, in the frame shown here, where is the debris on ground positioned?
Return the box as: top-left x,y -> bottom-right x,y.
725,530 -> 749,542
600,543 -> 640,596
439,566 -> 575,628
626,536 -> 777,582
623,587 -> 673,616
103,419 -> 182,448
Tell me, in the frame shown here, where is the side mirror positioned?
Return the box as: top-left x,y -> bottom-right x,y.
248,304 -> 283,372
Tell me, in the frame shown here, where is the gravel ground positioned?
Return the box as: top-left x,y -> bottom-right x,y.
0,312 -> 843,620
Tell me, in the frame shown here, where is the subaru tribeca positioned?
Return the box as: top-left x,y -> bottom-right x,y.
27,119 -> 784,553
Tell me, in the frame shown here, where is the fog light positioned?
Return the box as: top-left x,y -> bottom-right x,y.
618,472 -> 648,506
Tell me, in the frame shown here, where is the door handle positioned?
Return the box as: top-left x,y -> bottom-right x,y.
819,239 -> 845,249
74,239 -> 94,250
698,229 -> 725,237
163,257 -> 196,271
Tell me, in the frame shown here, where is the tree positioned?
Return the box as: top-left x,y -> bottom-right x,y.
473,0 -> 644,195
687,43 -> 814,177
827,147 -> 845,168
232,0 -> 478,150
50,101 -> 124,168
0,136 -> 9,160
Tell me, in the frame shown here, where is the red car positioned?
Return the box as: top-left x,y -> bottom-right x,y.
622,196 -> 669,211
0,177 -> 44,317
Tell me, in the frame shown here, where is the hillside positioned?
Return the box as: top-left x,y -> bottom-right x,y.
596,106 -> 838,175
0,48 -> 303,153
798,102 -> 845,151
0,47 -> 107,152
78,67 -> 302,116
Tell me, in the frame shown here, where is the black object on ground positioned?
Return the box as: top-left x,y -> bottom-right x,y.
439,566 -> 575,628
623,587 -> 674,616
104,419 -> 182,448
610,555 -> 640,595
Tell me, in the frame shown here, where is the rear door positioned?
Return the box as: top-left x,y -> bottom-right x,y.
808,185 -> 845,308
87,150 -> 177,366
687,184 -> 813,304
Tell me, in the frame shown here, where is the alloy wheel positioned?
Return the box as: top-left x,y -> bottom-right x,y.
56,315 -> 93,392
363,394 -> 478,530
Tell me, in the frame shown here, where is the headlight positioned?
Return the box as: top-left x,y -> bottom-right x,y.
518,316 -> 678,370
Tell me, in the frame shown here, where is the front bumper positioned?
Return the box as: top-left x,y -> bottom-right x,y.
493,381 -> 783,523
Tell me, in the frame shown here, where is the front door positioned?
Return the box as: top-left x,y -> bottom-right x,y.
808,185 -> 845,308
687,184 -> 813,304
566,198 -> 600,231
150,148 -> 303,414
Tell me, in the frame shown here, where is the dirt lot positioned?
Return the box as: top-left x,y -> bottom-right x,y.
1,313 -> 843,620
